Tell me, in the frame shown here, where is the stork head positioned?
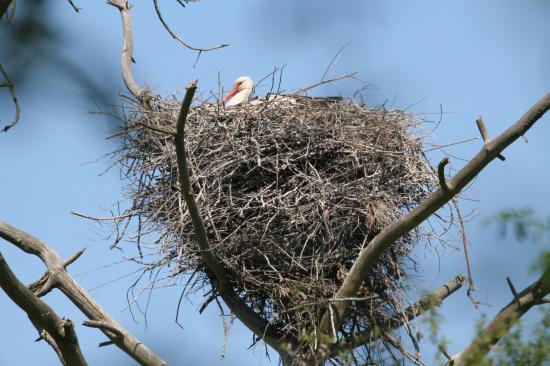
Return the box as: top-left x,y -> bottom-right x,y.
223,76 -> 253,106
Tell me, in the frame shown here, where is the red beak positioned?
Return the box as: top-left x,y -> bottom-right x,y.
223,86 -> 238,103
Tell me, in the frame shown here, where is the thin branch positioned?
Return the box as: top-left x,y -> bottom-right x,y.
315,91 -> 550,361
153,0 -> 228,52
506,276 -> 520,306
290,72 -> 357,96
134,121 -> 177,136
321,43 -> 349,82
453,198 -> 477,307
0,64 -> 21,132
174,80 -> 292,356
66,0 -> 81,12
0,220 -> 168,366
476,116 -> 505,161
0,250 -> 88,366
107,0 -> 142,98
448,266 -> 550,365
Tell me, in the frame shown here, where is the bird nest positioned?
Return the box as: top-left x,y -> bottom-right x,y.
110,91 -> 443,360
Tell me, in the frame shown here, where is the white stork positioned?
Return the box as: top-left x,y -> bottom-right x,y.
223,76 -> 254,107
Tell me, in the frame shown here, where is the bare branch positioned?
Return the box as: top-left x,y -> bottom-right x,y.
0,250 -> 88,366
66,0 -> 81,12
153,0 -> 228,52
290,72 -> 357,96
448,266 -> 550,365
134,121 -> 177,136
316,92 -> 550,359
107,0 -> 143,98
437,157 -> 450,192
476,116 -> 505,161
0,64 -> 21,132
173,80 -> 292,356
0,220 -> 168,366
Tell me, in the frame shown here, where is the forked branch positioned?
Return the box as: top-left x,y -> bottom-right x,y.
0,251 -> 88,366
173,80 -> 293,356
448,266 -> 550,365
0,220 -> 168,366
316,91 -> 550,362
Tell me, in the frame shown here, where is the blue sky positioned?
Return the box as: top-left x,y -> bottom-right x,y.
1,1 -> 550,365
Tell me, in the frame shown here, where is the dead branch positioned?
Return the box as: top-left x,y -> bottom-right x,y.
173,80 -> 293,356
0,64 -> 21,132
476,116 -> 505,161
153,0 -> 228,52
315,91 -> 550,362
448,266 -> 550,365
107,0 -> 142,98
66,0 -> 80,12
0,250 -> 88,366
0,220 -> 168,366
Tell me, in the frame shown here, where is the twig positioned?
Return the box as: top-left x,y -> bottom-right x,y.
107,0 -> 142,98
0,220 -> 168,366
506,276 -> 520,306
134,121 -> 176,136
437,157 -> 450,192
0,250 -> 88,366
290,72 -> 357,96
476,116 -> 505,161
316,91 -> 550,362
153,0 -> 228,52
66,0 -> 81,12
321,43 -> 349,82
0,64 -> 21,132
452,198 -> 477,307
173,80 -> 293,357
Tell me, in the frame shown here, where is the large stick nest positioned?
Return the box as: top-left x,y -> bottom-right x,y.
113,92 -> 441,359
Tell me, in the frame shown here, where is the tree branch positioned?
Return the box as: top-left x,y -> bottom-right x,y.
448,266 -> 550,365
316,92 -> 550,361
153,0 -> 228,52
174,80 -> 293,356
330,275 -> 465,355
0,64 -> 21,132
107,0 -> 143,98
0,250 -> 88,366
0,220 -> 168,366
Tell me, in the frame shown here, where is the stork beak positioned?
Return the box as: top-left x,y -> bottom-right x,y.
223,86 -> 238,103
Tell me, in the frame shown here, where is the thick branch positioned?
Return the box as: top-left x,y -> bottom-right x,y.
153,0 -> 228,52
0,220 -> 168,366
449,266 -> 550,365
317,92 -> 550,357
107,0 -> 142,98
174,80 -> 292,356
0,250 -> 88,366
